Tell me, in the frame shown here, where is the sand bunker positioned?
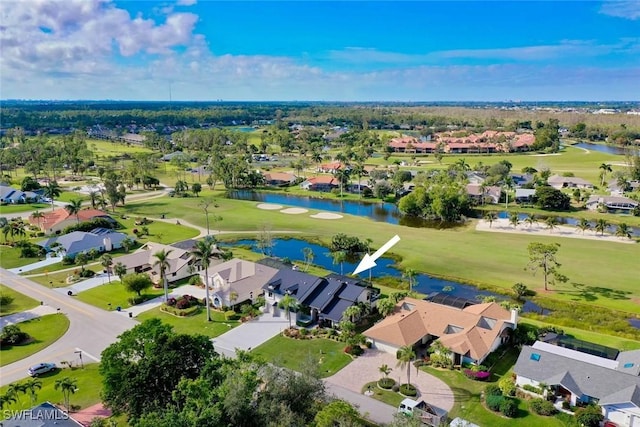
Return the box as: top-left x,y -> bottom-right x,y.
280,208 -> 308,214
310,212 -> 343,219
476,218 -> 635,244
257,203 -> 283,210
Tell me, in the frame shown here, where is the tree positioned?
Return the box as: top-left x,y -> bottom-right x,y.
403,268 -> 418,293
396,345 -> 416,386
595,218 -> 610,236
577,217 -> 591,234
599,163 -> 612,187
190,236 -> 216,321
484,211 -> 497,228
191,182 -> 202,197
379,364 -> 392,379
279,293 -> 297,328
65,199 -> 83,224
0,392 -> 17,410
544,216 -> 558,233
535,186 -> 571,211
302,247 -> 314,272
114,262 -> 127,281
31,210 -> 44,230
508,212 -> 520,228
153,249 -> 173,302
22,378 -> 42,405
524,214 -> 536,228
575,405 -> 604,427
122,273 -> 152,297
512,282 -> 529,300
75,252 -> 89,272
100,254 -> 113,283
44,181 -> 61,210
615,223 -> 632,239
343,305 -> 362,324
7,383 -> 26,407
377,297 -> 396,317
330,250 -> 347,275
88,190 -> 99,209
314,400 -> 359,427
526,242 -> 568,291
100,319 -> 214,419
54,377 -> 77,413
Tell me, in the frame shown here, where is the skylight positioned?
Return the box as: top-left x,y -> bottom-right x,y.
623,362 -> 634,368
530,353 -> 541,362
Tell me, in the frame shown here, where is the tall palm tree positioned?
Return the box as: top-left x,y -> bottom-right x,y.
65,199 -> 83,224
22,378 -> 42,405
379,364 -> 392,379
114,262 -> 127,281
599,163 -> 613,187
333,168 -> 350,198
302,247 -> 314,272
88,190 -> 99,209
544,216 -> 558,233
484,211 -> 498,228
330,250 -> 347,275
100,254 -> 113,283
524,214 -> 536,228
403,268 -> 418,293
153,249 -> 173,302
54,377 -> 77,413
343,304 -> 362,323
351,161 -> 366,198
0,392 -> 17,410
576,218 -> 591,235
44,181 -> 61,211
31,210 -> 44,231
396,345 -> 417,386
279,293 -> 297,328
6,383 -> 26,406
190,236 -> 216,322
595,218 -> 610,236
615,223 -> 632,240
508,212 -> 520,229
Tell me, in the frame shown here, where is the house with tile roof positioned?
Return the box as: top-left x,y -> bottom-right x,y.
514,341 -> 640,427
299,176 -> 339,192
202,258 -> 278,308
364,297 -> 517,364
38,228 -> 130,257
466,184 -> 501,205
547,174 -> 594,190
263,172 -> 297,187
29,208 -> 115,234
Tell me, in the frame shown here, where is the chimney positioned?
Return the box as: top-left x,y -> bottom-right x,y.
510,308 -> 519,326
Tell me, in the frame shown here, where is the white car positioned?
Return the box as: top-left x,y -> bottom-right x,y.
28,362 -> 56,376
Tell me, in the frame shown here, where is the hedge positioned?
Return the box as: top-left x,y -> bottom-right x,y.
530,398 -> 557,416
378,378 -> 395,389
399,384 -> 418,397
486,395 -> 505,412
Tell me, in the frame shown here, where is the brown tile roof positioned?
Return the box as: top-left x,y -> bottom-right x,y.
31,208 -> 110,230
264,172 -> 296,182
308,176 -> 338,185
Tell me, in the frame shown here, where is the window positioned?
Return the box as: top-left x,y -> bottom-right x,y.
268,291 -> 273,298
530,353 -> 541,362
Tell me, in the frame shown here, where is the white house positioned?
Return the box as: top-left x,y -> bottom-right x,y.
202,259 -> 278,308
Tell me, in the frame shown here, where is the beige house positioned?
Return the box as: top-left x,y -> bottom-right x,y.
202,259 -> 278,308
364,298 -> 517,365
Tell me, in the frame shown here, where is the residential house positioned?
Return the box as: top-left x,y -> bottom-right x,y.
262,267 -> 372,327
0,184 -> 41,204
388,132 -> 535,154
510,173 -> 535,188
547,175 -> 594,190
38,228 -> 129,257
119,133 -> 146,145
2,402 -> 84,427
465,172 -> 486,185
299,176 -> 339,192
364,297 -> 517,365
317,161 -> 345,174
515,188 -> 536,204
466,184 -> 501,204
29,208 -> 116,234
514,340 -> 640,427
263,172 -> 297,187
114,241 -> 223,285
202,258 -> 278,308
586,195 -> 639,212
609,180 -> 640,196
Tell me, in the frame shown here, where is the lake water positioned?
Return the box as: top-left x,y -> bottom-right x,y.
573,142 -> 628,155
223,237 -> 549,314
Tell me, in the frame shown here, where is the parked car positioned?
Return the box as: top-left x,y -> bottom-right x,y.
28,362 -> 56,376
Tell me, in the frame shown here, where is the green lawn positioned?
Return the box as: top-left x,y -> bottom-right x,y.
0,284 -> 39,316
117,217 -> 200,244
119,191 -> 640,314
74,282 -> 163,310
136,307 -> 240,338
28,265 -> 103,288
361,381 -> 404,407
0,314 -> 70,366
0,245 -> 44,269
251,334 -> 352,378
0,202 -> 49,214
88,138 -> 154,155
0,363 -> 103,412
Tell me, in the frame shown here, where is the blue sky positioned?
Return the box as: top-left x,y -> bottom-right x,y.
1,1 -> 639,101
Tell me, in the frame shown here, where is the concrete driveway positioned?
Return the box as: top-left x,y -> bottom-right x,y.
212,311 -> 290,358
326,350 -> 455,414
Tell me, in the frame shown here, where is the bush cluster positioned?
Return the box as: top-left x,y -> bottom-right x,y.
529,398 -> 557,416
344,345 -> 364,356
378,378 -> 395,389
484,383 -> 518,418
0,325 -> 29,348
225,310 -> 239,321
79,269 -> 96,278
399,384 -> 417,397
463,369 -> 491,381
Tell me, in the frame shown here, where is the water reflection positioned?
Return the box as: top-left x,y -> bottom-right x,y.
572,142 -> 629,155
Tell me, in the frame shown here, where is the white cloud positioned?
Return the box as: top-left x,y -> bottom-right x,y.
600,0 -> 640,20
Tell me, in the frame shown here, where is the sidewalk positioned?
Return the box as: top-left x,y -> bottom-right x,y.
0,305 -> 59,328
53,273 -> 112,294
8,256 -> 63,274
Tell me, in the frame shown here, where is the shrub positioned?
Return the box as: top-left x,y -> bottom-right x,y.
62,255 -> 75,265
486,394 -> 505,412
20,244 -> 40,258
575,405 -> 603,427
399,384 -> 417,397
485,384 -> 502,397
176,299 -> 191,310
522,384 -> 543,394
0,324 -> 29,347
464,369 -> 491,381
225,310 -> 239,321
0,294 -> 15,307
499,376 -> 516,397
391,384 -> 400,392
562,401 -> 571,410
530,398 -> 557,416
378,378 -> 395,389
128,296 -> 144,305
166,298 -> 177,307
79,269 -> 95,278
500,398 -> 518,418
365,340 -> 372,348
188,275 -> 203,286
299,328 -> 308,336
344,345 -> 364,356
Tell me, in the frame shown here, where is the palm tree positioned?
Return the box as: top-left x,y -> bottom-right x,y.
330,250 -> 347,275
576,218 -> 591,235
7,383 -> 26,406
31,210 -> 44,231
599,163 -> 613,187
377,298 -> 396,317
75,252 -> 89,272
403,268 -> 417,293
484,211 -> 498,228
114,262 -> 127,281
615,223 -> 632,240
396,345 -> 417,386
379,364 -> 392,379
508,212 -> 520,229
22,378 -> 42,405
190,236 -> 216,321
524,214 -> 536,228
88,190 -> 99,209
0,392 -> 17,410
279,293 -> 297,328
54,377 -> 77,413
351,161 -> 366,198
100,254 -> 113,283
595,218 -> 610,236
44,181 -> 62,211
455,158 -> 470,171
302,247 -> 314,272
153,249 -> 173,302
333,168 -> 350,198
65,199 -> 83,224
544,216 -> 558,233
343,305 -> 362,324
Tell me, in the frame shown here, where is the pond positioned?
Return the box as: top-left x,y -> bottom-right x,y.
572,142 -> 628,155
222,237 -> 549,314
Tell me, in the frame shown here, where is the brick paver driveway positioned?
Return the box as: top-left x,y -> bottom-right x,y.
326,350 -> 455,413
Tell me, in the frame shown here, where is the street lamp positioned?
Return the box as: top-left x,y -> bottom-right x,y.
74,350 -> 84,369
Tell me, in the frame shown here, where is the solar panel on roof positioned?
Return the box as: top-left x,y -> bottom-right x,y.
427,292 -> 477,309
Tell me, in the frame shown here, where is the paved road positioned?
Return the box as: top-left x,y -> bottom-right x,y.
324,382 -> 396,425
0,267 -> 138,386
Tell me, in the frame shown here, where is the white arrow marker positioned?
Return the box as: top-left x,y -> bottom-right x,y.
352,235 -> 401,275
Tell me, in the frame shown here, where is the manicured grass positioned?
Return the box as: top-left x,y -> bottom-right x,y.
117,217 -> 200,244
0,314 -> 70,366
361,381 -> 404,407
74,282 -> 163,311
28,265 -> 103,288
120,191 -> 640,314
136,307 -> 240,338
252,334 -> 352,378
0,203 -> 49,214
0,284 -> 39,316
88,138 -> 154,155
0,245 -> 43,269
0,363 -> 103,412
